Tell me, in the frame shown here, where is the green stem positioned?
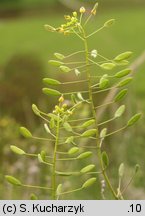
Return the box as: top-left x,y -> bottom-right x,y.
22,184 -> 52,190
83,29 -> 118,199
51,114 -> 60,199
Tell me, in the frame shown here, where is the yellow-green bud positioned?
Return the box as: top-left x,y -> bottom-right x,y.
62,104 -> 67,109
80,7 -> 86,14
64,15 -> 71,20
73,11 -> 77,17
59,96 -> 64,103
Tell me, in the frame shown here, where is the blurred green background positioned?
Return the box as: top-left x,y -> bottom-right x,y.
0,0 -> 145,199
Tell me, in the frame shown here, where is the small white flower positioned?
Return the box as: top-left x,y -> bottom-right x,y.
91,49 -> 98,58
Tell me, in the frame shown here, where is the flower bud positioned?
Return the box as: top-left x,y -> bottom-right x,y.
59,95 -> 64,103
73,11 -> 77,17
80,7 -> 86,14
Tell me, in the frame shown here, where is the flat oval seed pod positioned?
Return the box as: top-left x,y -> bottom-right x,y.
56,184 -> 62,196
82,177 -> 96,188
5,175 -> 22,186
127,113 -> 142,127
104,19 -> 115,27
65,136 -> 74,144
99,77 -> 109,89
114,51 -> 133,61
48,60 -> 63,66
81,129 -> 97,137
43,78 -> 61,85
32,104 -> 40,116
77,151 -> 92,159
68,147 -> 79,155
80,164 -> 95,173
100,128 -> 107,139
114,105 -> 125,118
63,122 -> 72,132
114,89 -> 128,102
55,171 -> 72,176
38,154 -> 44,163
117,77 -> 133,88
100,63 -> 116,70
10,145 -> 25,155
81,119 -> 95,128
42,88 -> 61,96
115,69 -> 132,78
20,127 -> 32,138
44,24 -> 56,32
118,163 -> 125,178
60,65 -> 71,73
102,151 -> 109,168
54,53 -> 65,60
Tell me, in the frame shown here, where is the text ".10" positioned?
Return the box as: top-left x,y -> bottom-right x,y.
129,204 -> 141,213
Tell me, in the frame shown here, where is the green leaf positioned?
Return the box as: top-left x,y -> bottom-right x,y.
114,51 -> 133,61
5,175 -> 22,186
127,113 -> 142,127
32,104 -> 40,116
43,78 -> 61,85
115,69 -> 132,78
56,184 -> 62,196
100,63 -> 116,70
118,163 -> 125,178
117,77 -> 133,88
63,122 -> 72,132
68,147 -> 79,155
100,128 -> 107,139
20,127 -> 32,138
60,65 -> 71,73
114,105 -> 125,118
30,193 -> 38,200
81,129 -> 97,137
82,177 -> 96,188
54,52 -> 65,60
81,119 -> 95,128
10,145 -> 25,155
114,89 -> 128,102
48,60 -> 63,66
80,164 -> 95,174
104,19 -> 115,27
102,151 -> 109,168
42,88 -> 61,96
77,151 -> 92,159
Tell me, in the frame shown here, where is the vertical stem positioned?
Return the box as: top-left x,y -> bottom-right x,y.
83,31 -> 118,199
51,114 -> 60,200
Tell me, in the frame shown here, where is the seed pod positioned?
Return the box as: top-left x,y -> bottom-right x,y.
60,65 -> 71,73
135,164 -> 140,173
44,24 -> 56,32
127,113 -> 141,127
77,92 -> 84,101
5,175 -> 22,186
20,127 -> 32,138
44,123 -> 51,134
49,117 -> 55,129
80,164 -> 95,174
104,19 -> 115,27
54,52 -> 65,60
114,89 -> 128,102
42,88 -> 61,96
81,119 -> 95,128
117,77 -> 133,88
81,129 -> 97,137
100,63 -> 116,70
99,77 -> 109,89
56,184 -> 62,196
63,122 -> 72,132
114,51 -> 133,61
40,150 -> 46,161
114,105 -> 125,118
118,163 -> 125,178
91,2 -> 98,15
32,104 -> 40,116
68,147 -> 79,155
43,78 -> 61,85
71,94 -> 78,104
48,60 -> 63,66
74,69 -> 81,76
38,154 -> 44,163
102,151 -> 109,168
30,193 -> 38,200
10,145 -> 25,155
77,151 -> 92,159
115,69 -> 132,78
82,177 -> 96,188
65,136 -> 74,144
115,60 -> 129,66
100,128 -> 107,139
55,171 -> 72,176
